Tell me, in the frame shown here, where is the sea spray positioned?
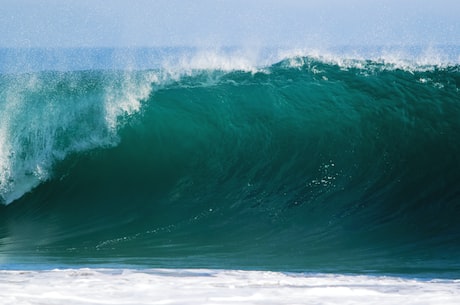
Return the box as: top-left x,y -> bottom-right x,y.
0,71 -> 156,204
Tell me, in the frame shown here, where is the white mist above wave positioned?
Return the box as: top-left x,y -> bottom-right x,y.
1,46 -> 458,74
0,268 -> 459,305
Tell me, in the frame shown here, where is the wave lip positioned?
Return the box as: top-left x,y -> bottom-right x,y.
0,70 -> 156,204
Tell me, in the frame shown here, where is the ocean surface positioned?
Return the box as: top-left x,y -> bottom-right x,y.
0,47 -> 459,304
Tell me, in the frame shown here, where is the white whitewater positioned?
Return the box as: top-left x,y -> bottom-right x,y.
1,268 -> 458,305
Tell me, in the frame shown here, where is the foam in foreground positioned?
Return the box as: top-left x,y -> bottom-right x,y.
1,268 -> 459,305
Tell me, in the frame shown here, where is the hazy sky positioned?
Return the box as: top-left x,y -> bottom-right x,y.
1,0 -> 459,48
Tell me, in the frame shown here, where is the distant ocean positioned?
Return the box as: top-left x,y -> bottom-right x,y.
1,46 -> 459,304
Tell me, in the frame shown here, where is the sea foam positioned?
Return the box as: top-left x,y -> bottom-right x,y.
0,268 -> 459,305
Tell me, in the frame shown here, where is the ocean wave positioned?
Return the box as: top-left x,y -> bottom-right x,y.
0,52 -> 459,273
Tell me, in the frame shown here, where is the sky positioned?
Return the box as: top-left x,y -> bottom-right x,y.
1,0 -> 459,48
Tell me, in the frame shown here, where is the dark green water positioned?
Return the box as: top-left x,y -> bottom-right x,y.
1,56 -> 459,276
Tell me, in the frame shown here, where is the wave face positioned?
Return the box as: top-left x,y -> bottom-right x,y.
1,53 -> 460,275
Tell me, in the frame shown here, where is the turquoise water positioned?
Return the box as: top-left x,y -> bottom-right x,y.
0,48 -> 459,277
